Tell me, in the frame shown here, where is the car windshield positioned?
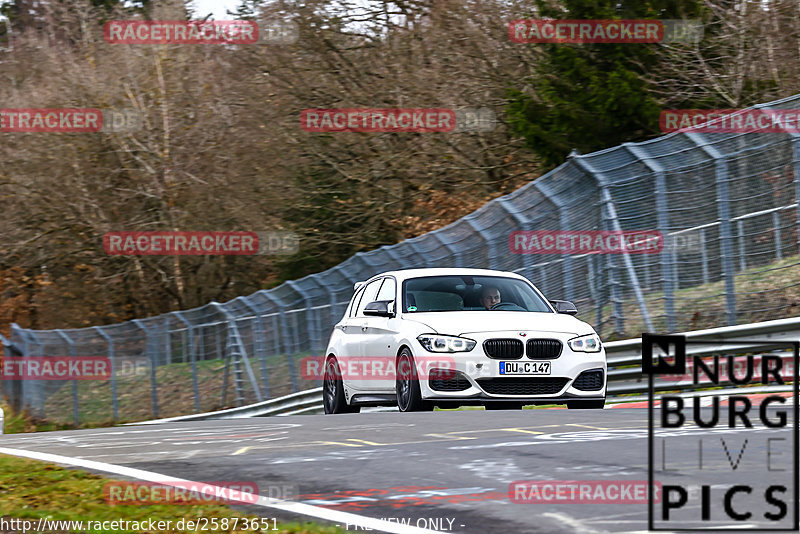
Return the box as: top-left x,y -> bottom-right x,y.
402,275 -> 552,313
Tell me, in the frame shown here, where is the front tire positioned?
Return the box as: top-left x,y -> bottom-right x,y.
323,357 -> 360,414
396,349 -> 433,412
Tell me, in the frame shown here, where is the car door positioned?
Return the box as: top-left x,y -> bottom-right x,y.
334,283 -> 364,361
359,277 -> 399,392
344,278 -> 383,391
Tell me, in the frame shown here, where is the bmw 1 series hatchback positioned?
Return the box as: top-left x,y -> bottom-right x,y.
323,268 -> 606,413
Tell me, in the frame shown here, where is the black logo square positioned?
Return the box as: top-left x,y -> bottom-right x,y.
642,333 -> 686,375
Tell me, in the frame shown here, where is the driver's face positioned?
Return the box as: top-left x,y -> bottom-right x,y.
481,290 -> 501,309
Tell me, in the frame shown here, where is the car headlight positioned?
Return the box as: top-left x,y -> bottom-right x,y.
568,333 -> 602,353
417,334 -> 476,353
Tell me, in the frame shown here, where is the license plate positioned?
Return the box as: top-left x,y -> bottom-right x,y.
499,361 -> 551,375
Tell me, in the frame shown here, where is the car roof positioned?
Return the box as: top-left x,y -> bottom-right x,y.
362,268 -> 528,284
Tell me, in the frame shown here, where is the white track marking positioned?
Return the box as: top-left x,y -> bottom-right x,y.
0,447 -> 450,534
458,459 -> 528,484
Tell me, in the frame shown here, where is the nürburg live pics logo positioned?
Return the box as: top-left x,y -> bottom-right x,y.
643,333 -> 799,531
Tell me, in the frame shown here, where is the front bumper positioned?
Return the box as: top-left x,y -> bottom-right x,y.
416,331 -> 606,402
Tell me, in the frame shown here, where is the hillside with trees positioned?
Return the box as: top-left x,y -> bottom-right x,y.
1,0 -> 798,332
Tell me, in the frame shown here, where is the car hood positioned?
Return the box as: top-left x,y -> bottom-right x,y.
403,311 -> 593,337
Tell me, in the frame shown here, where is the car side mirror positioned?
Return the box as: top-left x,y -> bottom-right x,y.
363,300 -> 395,317
550,300 -> 578,315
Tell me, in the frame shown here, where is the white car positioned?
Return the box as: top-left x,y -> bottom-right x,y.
322,268 -> 606,413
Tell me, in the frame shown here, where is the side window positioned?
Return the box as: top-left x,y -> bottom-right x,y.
355,279 -> 383,317
375,277 -> 396,302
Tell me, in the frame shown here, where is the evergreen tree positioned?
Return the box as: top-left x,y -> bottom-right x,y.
506,0 -> 704,168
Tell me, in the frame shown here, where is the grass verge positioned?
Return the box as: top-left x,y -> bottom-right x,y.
0,454 -> 344,533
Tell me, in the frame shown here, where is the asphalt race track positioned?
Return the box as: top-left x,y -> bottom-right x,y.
0,408 -> 795,533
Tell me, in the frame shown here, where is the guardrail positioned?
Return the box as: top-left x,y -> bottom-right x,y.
604,315 -> 799,400
126,316 -> 799,423
129,387 -> 325,424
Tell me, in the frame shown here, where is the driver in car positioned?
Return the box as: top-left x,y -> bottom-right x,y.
480,286 -> 501,310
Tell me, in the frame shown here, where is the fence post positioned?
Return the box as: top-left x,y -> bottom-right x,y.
686,132 -> 737,325
132,319 -> 159,419
592,256 -> 604,329
606,252 -> 625,334
351,251 -> 379,279
25,330 -> 45,417
211,302 -> 263,404
258,292 -> 298,393
496,197 -> 535,277
463,216 -> 496,269
626,143 -> 675,332
700,229 -> 709,284
210,301 -> 264,402
0,333 -> 23,414
538,264 -> 548,294
671,244 -> 679,294
8,325 -> 26,413
173,311 -> 200,413
531,181 -> 574,301
164,316 -> 172,366
93,327 -> 118,422
381,247 -> 405,273
324,265 -> 350,325
302,275 -> 342,388
219,317 -> 231,406
286,281 -> 318,354
431,232 -> 463,268
238,295 -> 270,399
601,213 -> 625,334
55,330 -> 79,426
215,325 -> 222,360
400,240 -> 432,269
572,156 -> 654,332
773,211 -> 782,261
737,219 -> 746,271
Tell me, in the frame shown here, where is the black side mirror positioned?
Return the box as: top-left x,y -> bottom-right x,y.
363,300 -> 395,317
550,300 -> 578,315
